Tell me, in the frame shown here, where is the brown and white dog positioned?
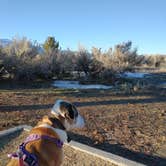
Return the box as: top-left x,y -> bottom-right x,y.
7,100 -> 85,166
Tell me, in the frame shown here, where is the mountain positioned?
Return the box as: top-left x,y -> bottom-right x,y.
0,39 -> 12,46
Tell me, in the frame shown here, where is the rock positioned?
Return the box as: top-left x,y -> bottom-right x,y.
135,130 -> 142,136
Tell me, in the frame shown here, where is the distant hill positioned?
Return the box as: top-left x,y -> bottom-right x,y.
0,39 -> 12,46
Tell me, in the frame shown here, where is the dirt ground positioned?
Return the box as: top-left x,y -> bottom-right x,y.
0,78 -> 166,165
0,131 -> 114,166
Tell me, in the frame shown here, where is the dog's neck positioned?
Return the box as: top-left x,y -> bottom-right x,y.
36,115 -> 71,142
40,114 -> 66,129
36,123 -> 68,142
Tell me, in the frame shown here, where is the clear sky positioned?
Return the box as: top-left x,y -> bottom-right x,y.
0,0 -> 165,54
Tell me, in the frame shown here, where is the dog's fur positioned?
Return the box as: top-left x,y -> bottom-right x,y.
7,100 -> 85,166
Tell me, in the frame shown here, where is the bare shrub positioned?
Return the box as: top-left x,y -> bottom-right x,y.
1,37 -> 41,80
111,41 -> 144,72
74,42 -> 142,82
0,37 -> 157,82
3,37 -> 40,58
75,49 -> 92,76
88,42 -> 145,82
0,51 -> 7,77
58,50 -> 76,76
145,55 -> 166,68
34,49 -> 76,79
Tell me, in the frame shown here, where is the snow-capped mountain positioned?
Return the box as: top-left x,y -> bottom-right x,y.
0,39 -> 12,46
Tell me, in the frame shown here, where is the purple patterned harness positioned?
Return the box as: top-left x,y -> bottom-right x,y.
8,134 -> 64,166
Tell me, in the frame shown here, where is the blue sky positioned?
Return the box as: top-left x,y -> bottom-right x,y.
0,0 -> 165,54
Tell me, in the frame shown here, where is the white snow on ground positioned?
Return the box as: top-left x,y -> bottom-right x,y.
122,72 -> 149,78
52,81 -> 112,89
157,82 -> 166,88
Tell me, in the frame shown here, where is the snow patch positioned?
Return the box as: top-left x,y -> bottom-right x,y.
122,72 -> 148,78
157,82 -> 166,88
52,81 -> 112,89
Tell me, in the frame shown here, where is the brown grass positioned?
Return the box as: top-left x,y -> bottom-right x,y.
0,87 -> 166,165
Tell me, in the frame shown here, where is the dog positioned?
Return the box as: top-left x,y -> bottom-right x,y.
7,100 -> 85,166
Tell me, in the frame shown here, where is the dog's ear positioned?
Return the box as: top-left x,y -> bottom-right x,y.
60,102 -> 76,119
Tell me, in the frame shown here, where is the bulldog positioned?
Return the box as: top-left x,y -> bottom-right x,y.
7,100 -> 85,166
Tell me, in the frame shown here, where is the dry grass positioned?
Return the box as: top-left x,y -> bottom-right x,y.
0,85 -> 166,165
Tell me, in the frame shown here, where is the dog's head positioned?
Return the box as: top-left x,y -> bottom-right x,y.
51,100 -> 85,130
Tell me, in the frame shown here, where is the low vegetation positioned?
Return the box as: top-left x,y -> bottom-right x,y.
1,36 -> 165,82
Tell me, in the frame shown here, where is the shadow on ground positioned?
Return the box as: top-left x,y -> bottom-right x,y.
68,132 -> 166,166
74,97 -> 166,107
0,131 -> 22,149
0,96 -> 166,111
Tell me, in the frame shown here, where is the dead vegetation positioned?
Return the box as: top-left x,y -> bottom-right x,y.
0,86 -> 166,165
1,37 -> 165,82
